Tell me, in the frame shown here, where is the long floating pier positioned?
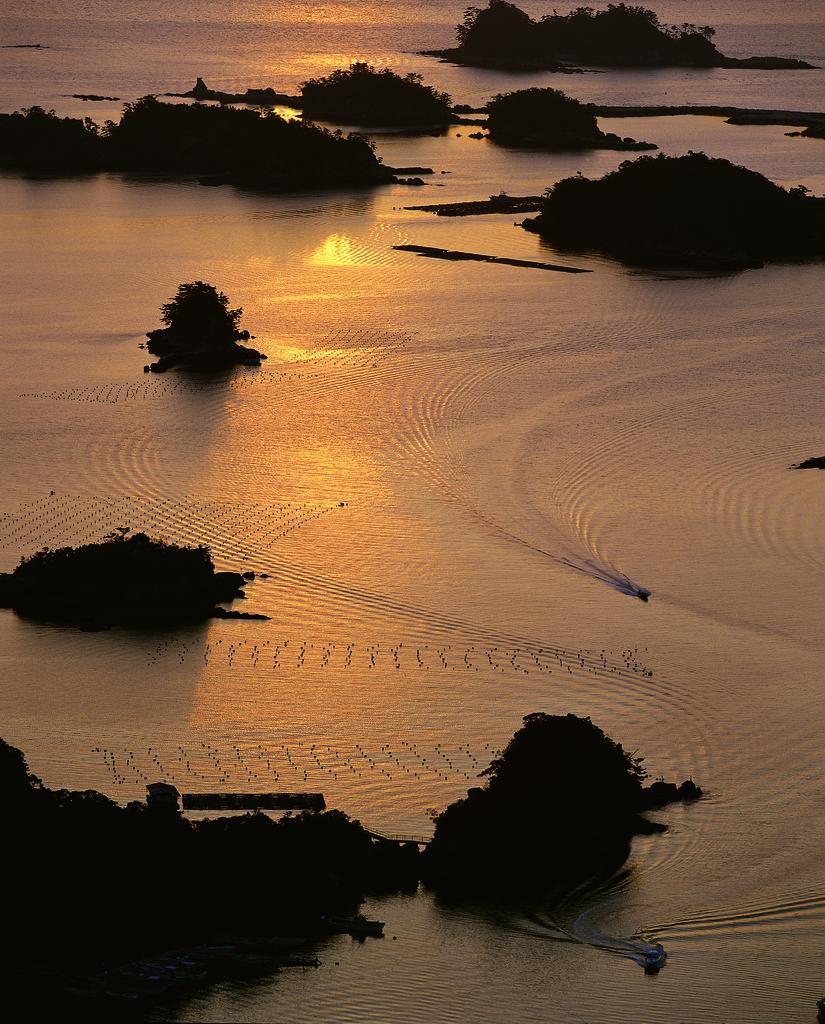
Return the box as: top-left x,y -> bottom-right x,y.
392,244 -> 591,274
182,792 -> 326,811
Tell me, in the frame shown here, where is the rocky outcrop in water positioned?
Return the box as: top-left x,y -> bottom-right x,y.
166,77 -> 301,107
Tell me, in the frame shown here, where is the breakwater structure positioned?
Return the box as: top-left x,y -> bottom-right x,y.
147,783 -> 326,813
392,244 -> 591,273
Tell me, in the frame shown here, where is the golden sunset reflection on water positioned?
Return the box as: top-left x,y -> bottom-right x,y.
2,1 -> 825,1019
309,233 -> 368,267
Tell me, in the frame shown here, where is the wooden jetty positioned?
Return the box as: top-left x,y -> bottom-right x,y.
182,792 -> 326,811
365,827 -> 431,846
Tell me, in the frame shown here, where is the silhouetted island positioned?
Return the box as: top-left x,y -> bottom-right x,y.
787,124 -> 825,140
406,193 -> 545,216
145,281 -> 265,372
69,93 -> 121,102
422,712 -> 701,890
0,99 -> 395,190
522,152 -> 825,270
165,76 -> 302,107
423,1 -> 815,71
486,88 -> 655,151
791,456 -> 825,469
2,737 -> 418,1014
300,62 -> 454,127
0,530 -> 267,628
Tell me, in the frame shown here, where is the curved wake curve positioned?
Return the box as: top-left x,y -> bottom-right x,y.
381,341 -> 652,599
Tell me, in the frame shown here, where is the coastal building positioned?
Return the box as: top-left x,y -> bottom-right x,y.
146,782 -> 181,812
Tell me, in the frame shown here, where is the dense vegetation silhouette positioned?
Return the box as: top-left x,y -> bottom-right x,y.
422,713 -> 701,890
2,736 -> 418,1010
145,281 -> 265,371
0,531 -> 261,627
2,714 -> 700,1010
425,1 -> 815,70
0,99 -> 394,189
486,88 -> 655,150
301,62 -> 453,126
523,152 -> 825,269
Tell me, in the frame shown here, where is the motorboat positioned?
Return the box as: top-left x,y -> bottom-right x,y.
323,914 -> 385,938
642,943 -> 667,974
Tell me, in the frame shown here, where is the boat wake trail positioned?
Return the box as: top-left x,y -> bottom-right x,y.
525,899 -> 666,972
560,557 -> 651,601
570,903 -> 666,971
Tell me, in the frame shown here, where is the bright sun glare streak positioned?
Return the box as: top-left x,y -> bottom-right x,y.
309,233 -> 363,267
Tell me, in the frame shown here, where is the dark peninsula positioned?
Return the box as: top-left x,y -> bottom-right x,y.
301,62 -> 454,127
145,281 -> 265,372
787,124 -> 825,141
0,530 -> 267,628
4,713 -> 702,1010
522,152 -> 825,270
424,1 -> 815,71
791,456 -> 825,470
0,98 -> 395,191
3,737 -> 418,1014
486,88 -> 655,151
422,712 -> 701,890
592,103 -> 825,144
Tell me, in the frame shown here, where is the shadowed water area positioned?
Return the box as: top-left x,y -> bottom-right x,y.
1,2 -> 825,1022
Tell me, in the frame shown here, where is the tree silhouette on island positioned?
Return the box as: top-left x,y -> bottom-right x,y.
0,530 -> 267,628
424,1 -> 816,71
301,62 -> 455,127
3,713 -> 700,1007
423,712 -> 701,889
0,99 -> 396,190
1,735 -> 417,1012
486,88 -> 655,151
523,152 -> 825,270
145,281 -> 265,372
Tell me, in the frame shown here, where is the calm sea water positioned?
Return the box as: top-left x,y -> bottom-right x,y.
1,3 -> 825,1022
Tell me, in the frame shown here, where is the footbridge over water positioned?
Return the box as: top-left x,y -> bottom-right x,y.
366,828 -> 431,847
